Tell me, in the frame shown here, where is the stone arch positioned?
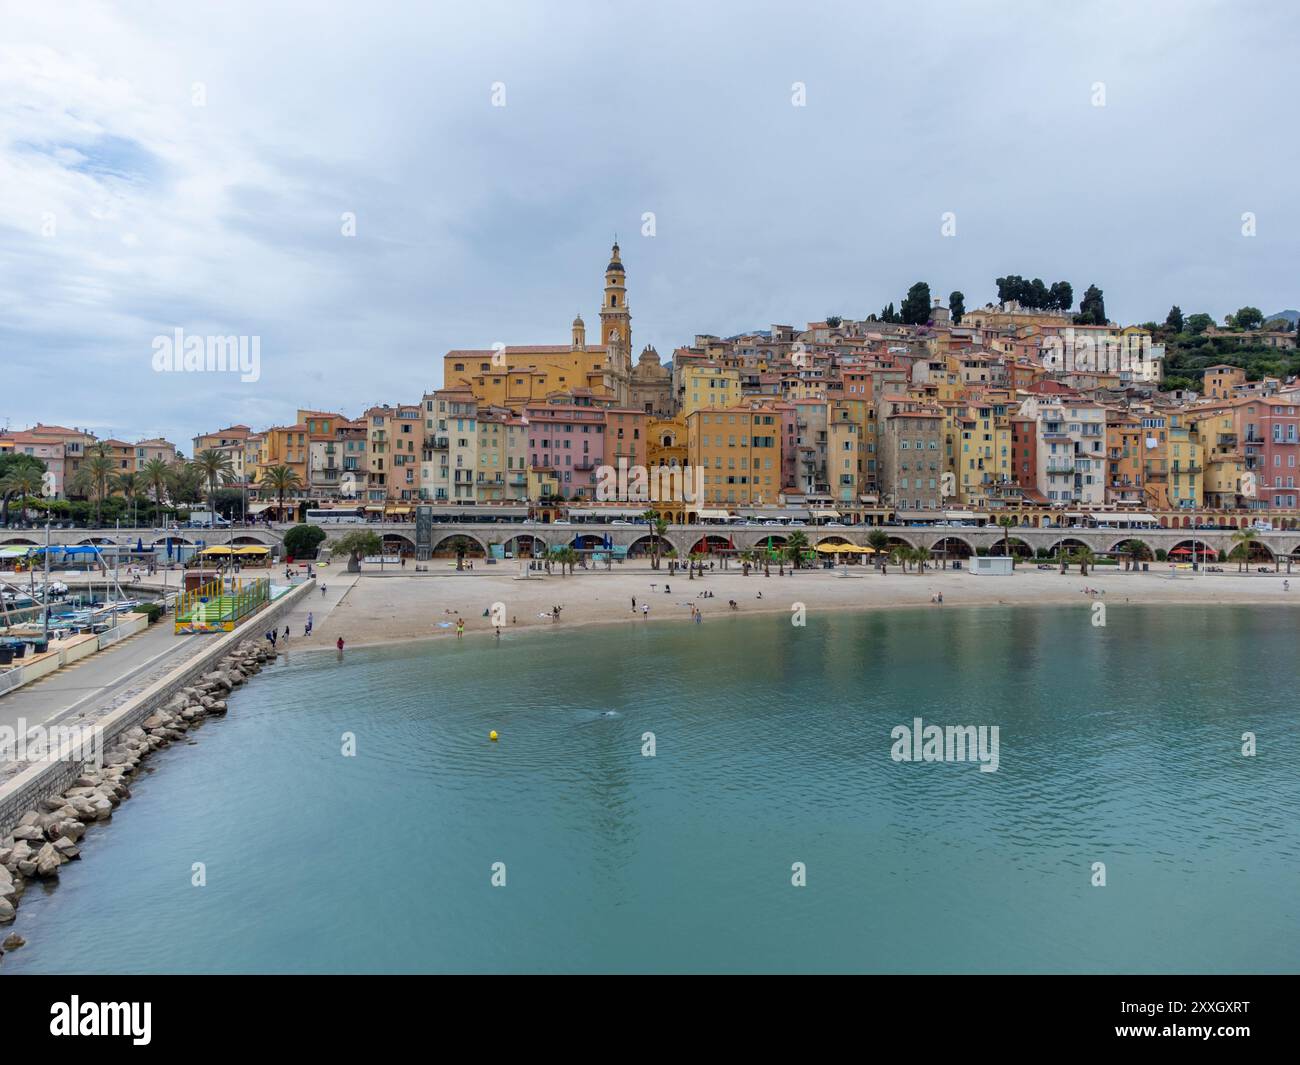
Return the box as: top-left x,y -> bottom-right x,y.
928,536 -> 974,558
1224,537 -> 1274,563
987,536 -> 1032,558
569,533 -> 608,550
0,536 -> 40,546
689,533 -> 735,554
77,536 -> 116,545
1048,537 -> 1090,557
500,533 -> 547,558
1109,537 -> 1155,560
884,534 -> 918,552
431,532 -> 485,557
625,535 -> 662,558
1167,539 -> 1217,562
229,534 -> 269,546
815,534 -> 853,547
381,533 -> 418,557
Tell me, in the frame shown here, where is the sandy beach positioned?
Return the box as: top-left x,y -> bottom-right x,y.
287,559 -> 1298,652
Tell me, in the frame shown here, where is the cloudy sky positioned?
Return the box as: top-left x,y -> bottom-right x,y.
2,0 -> 1296,449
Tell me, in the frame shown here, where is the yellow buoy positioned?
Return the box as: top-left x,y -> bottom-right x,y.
489,730 -> 498,742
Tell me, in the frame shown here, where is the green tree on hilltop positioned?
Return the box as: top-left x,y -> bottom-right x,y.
900,282 -> 932,325
1075,284 -> 1107,325
1231,306 -> 1264,331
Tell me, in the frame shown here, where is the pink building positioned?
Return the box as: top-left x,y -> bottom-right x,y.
1241,396 -> 1300,509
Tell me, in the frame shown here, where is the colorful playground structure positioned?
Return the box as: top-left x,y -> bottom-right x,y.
174,576 -> 272,634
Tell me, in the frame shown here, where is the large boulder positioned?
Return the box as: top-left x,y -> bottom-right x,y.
35,843 -> 62,878
0,898 -> 15,924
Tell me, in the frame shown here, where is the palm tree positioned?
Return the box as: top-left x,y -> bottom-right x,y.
786,531 -> 810,570
1123,538 -> 1154,569
0,455 -> 47,525
643,509 -> 669,570
166,458 -> 203,508
71,443 -> 115,525
113,471 -> 143,528
1230,527 -> 1259,572
258,463 -> 302,523
910,546 -> 930,574
192,448 -> 237,519
139,456 -> 172,525
1072,546 -> 1097,576
868,529 -> 890,573
996,514 -> 1017,564
739,549 -> 755,576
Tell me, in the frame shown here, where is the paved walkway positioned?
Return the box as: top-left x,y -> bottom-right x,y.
261,569 -> 358,649
0,621 -> 210,781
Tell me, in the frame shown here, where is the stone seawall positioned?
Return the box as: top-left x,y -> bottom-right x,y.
0,580 -> 314,836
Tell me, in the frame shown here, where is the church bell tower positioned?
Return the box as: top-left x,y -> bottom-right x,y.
599,241 -> 632,404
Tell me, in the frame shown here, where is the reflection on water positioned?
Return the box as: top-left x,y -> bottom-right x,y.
5,605 -> 1299,974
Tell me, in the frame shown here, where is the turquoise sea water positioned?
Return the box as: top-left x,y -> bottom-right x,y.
4,605 -> 1298,974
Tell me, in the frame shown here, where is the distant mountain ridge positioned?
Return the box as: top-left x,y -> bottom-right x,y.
1264,309 -> 1298,326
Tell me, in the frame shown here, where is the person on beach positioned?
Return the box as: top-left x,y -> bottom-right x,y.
306,611 -> 313,636
642,603 -> 649,619
270,629 -> 278,648
336,636 -> 345,653
283,624 -> 290,641
456,618 -> 464,639
321,583 -> 327,597
631,596 -> 636,612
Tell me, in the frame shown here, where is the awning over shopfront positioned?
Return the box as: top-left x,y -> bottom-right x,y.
697,509 -> 731,520
943,510 -> 977,520
811,509 -> 840,519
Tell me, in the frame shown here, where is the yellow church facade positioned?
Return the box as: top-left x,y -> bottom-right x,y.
442,243 -> 635,411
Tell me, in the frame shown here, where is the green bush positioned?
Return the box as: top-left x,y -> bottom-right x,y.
134,603 -> 165,624
1155,549 -> 1168,561
284,524 -> 327,558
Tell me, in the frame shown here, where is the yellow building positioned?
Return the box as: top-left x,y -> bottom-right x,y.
1188,408 -> 1244,508
1138,410 -> 1203,510
686,405 -> 781,506
681,364 -> 741,417
257,425 -> 309,488
443,243 -> 635,410
826,399 -> 869,505
647,416 -> 688,473
942,398 -> 1013,505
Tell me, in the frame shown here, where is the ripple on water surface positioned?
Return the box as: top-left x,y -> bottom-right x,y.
4,605 -> 1299,974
